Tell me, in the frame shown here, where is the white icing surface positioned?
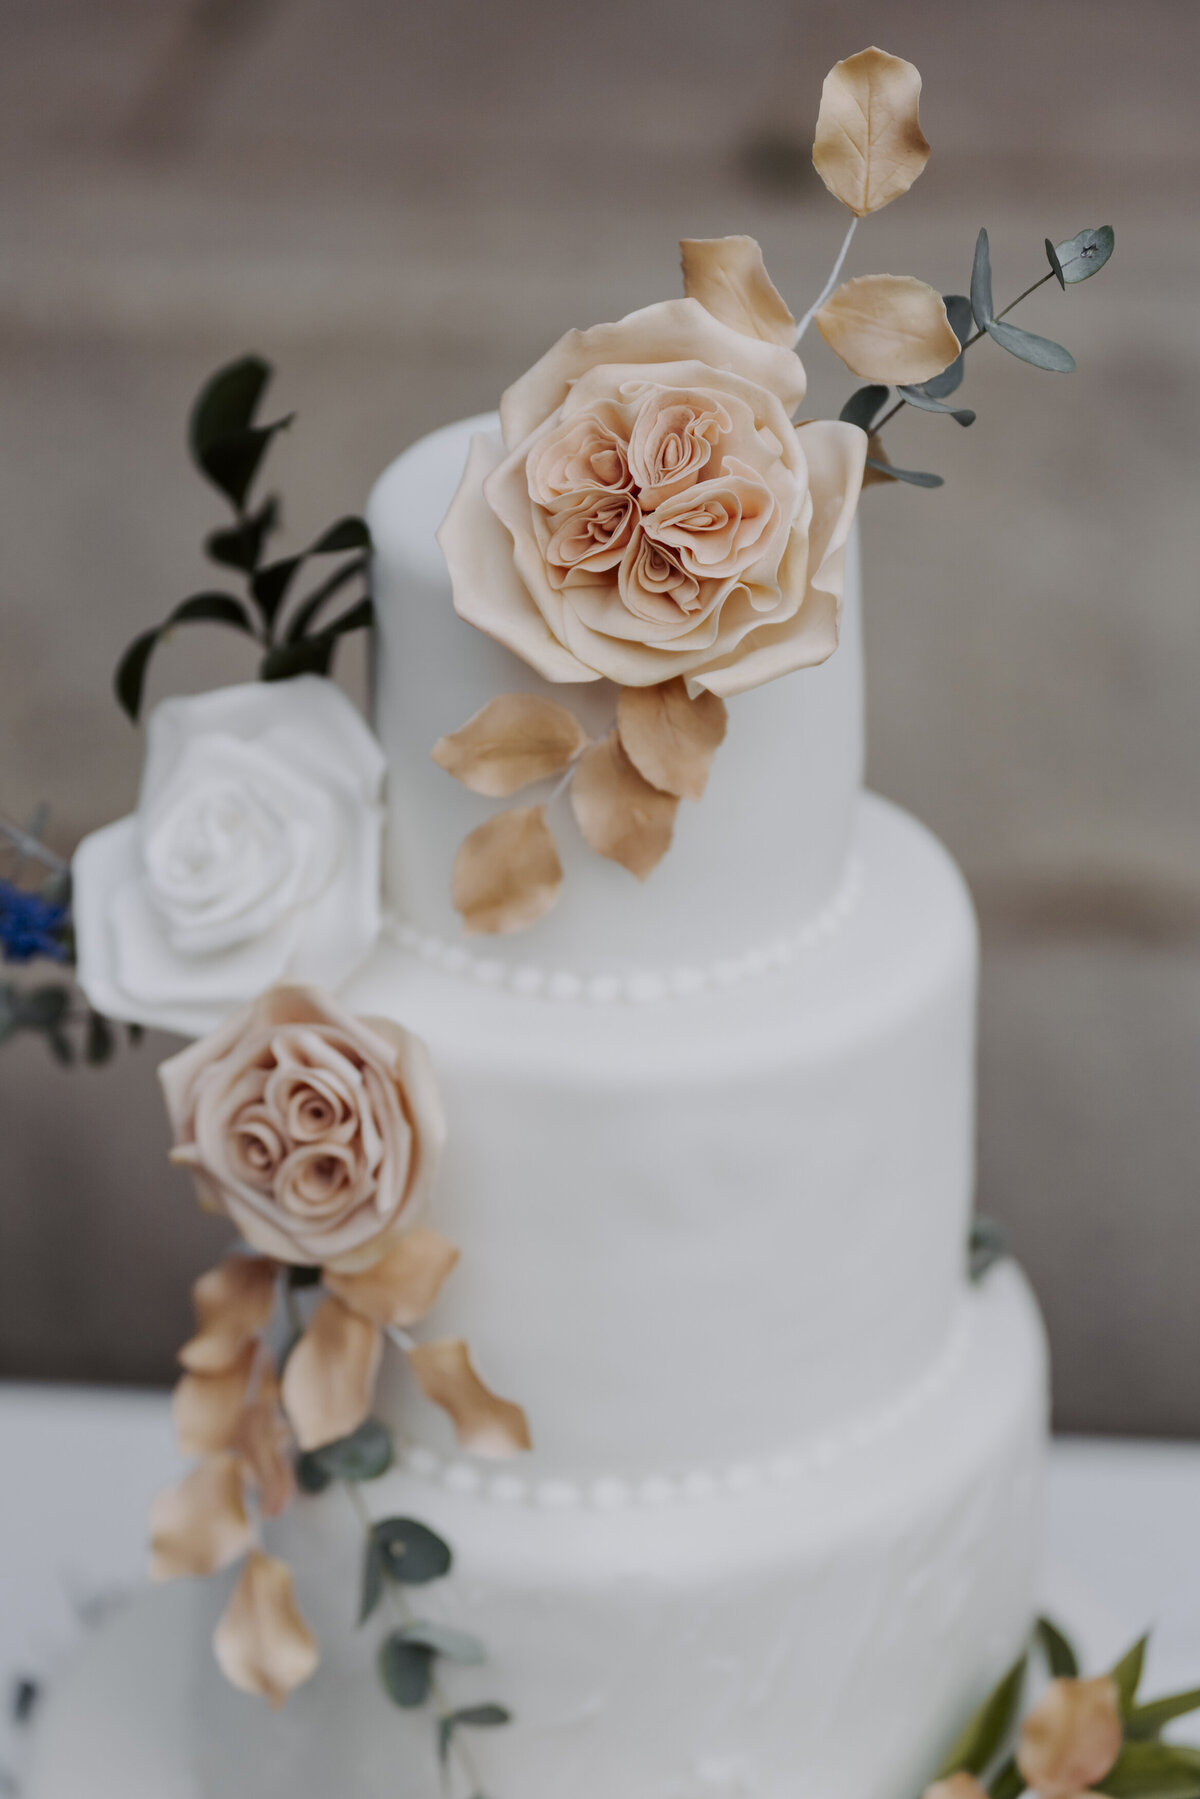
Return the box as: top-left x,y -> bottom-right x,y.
368,414 -> 864,974
343,790 -> 978,1480
26,1266 -> 1048,1799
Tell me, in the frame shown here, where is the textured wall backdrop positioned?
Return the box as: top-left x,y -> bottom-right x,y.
1,0 -> 1198,1433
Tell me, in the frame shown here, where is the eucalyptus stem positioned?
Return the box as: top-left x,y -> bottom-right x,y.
0,819 -> 67,874
794,214 -> 858,344
872,268 -> 1058,438
340,1480 -> 484,1799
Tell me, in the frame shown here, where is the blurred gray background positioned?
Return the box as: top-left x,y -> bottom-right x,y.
1,0 -> 1197,1434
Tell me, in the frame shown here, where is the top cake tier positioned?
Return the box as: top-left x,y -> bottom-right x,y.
368,414 -> 863,977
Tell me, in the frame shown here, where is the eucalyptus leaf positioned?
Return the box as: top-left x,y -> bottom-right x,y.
969,1215 -> 1009,1282
358,1537 -> 384,1625
399,1621 -> 486,1665
971,228 -> 995,329
1045,239 -> 1066,291
439,1704 -> 512,1763
372,1517 -> 452,1586
839,385 -> 890,432
897,385 -> 976,425
913,294 -> 974,399
1113,1635 -> 1151,1714
984,318 -> 1076,373
1054,226 -> 1115,285
294,1451 -> 333,1495
378,1632 -> 435,1708
1036,1615 -> 1080,1679
1127,1687 -> 1200,1741
310,1418 -> 393,1483
1097,1740 -> 1200,1799
865,456 -> 944,489
936,1652 -> 1027,1778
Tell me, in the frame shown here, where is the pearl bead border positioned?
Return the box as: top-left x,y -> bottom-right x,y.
390,1301 -> 973,1513
387,856 -> 864,1005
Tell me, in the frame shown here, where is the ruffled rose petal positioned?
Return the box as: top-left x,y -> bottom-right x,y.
922,1777 -> 990,1799
280,1296 -> 382,1452
569,731 -> 679,878
325,1228 -> 460,1327
617,679 -> 727,801
1017,1676 -> 1123,1799
149,1453 -> 252,1580
432,694 -> 589,798
173,1345 -> 257,1456
679,236 -> 796,346
812,48 -> 931,217
178,1256 -> 278,1374
816,275 -> 959,384
213,1551 -> 319,1708
450,804 -> 564,936
408,1338 -> 532,1457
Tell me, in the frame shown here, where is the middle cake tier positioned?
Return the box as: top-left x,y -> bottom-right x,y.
341,790 -> 977,1482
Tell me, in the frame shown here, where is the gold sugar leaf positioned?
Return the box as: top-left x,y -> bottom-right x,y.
178,1255 -> 277,1374
923,1780 -> 990,1799
1018,1676 -> 1123,1799
325,1228 -> 460,1329
813,48 -> 930,217
451,804 -> 564,935
213,1551 -> 319,1708
149,1453 -> 252,1581
235,1364 -> 295,1520
617,678 -> 728,801
569,731 -> 679,879
408,1337 -> 532,1458
816,275 -> 959,384
679,236 -> 796,346
172,1344 -> 256,1457
280,1296 -> 382,1452
432,693 -> 588,797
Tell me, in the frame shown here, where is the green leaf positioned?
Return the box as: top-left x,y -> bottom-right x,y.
168,592 -> 257,633
15,985 -> 70,1030
438,1705 -> 512,1766
865,456 -> 944,489
1036,1615 -> 1080,1679
85,1010 -> 114,1066
284,558 -> 368,643
971,228 -> 995,329
1046,239 -> 1066,291
113,595 -> 256,723
189,356 -> 271,464
372,1517 -> 452,1586
1054,226 -> 1115,285
125,1022 -> 144,1049
311,1418 -> 393,1484
838,385 -> 890,432
1097,1741 -> 1200,1799
914,294 -> 974,399
321,596 -> 374,638
114,627 -> 161,723
286,1265 -> 322,1289
1127,1687 -> 1200,1741
45,1026 -> 74,1065
936,1653 -> 1027,1778
205,496 -> 280,573
970,1215 -> 1009,1282
358,1537 -> 384,1624
898,385 -> 976,425
259,636 -> 335,682
989,1755 -> 1024,1799
1113,1635 -> 1151,1714
294,1451 -> 333,1495
984,318 -> 1076,373
310,515 -> 371,554
399,1622 -> 486,1665
378,1632 -> 435,1708
251,518 -> 370,629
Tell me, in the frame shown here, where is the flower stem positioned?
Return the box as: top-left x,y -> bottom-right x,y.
794,214 -> 858,345
870,268 -> 1058,438
0,818 -> 67,874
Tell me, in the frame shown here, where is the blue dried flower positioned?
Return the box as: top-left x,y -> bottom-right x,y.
0,880 -> 69,964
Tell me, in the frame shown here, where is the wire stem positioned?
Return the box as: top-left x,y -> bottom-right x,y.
794,215 -> 858,345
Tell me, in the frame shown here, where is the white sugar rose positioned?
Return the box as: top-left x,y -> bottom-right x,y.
437,290 -> 867,696
160,985 -> 444,1270
73,679 -> 385,1037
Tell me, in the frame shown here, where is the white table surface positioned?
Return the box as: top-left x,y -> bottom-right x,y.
2,1384 -> 1200,1789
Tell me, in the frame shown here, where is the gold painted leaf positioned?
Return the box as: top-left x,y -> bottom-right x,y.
172,1345 -> 256,1456
617,678 -> 728,801
451,804 -> 564,935
325,1228 -> 460,1329
679,236 -> 796,346
280,1297 -> 382,1452
816,275 -> 959,384
149,1453 -> 252,1580
432,693 -> 588,797
236,1366 -> 295,1520
408,1337 -> 532,1458
1018,1676 -> 1123,1799
178,1255 -> 277,1374
813,47 -> 930,217
923,1779 -> 989,1799
569,731 -> 679,879
213,1551 -> 319,1708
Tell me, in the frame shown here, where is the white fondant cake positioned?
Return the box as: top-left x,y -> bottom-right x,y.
30,414 -> 1049,1799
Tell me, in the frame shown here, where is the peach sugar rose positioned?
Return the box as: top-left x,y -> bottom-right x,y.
438,294 -> 866,697
160,985 -> 445,1271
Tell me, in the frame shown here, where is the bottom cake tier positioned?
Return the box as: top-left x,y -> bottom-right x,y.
28,1262 -> 1046,1799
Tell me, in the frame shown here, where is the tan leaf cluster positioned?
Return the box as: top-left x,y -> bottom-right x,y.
923,1777 -> 990,1799
816,275 -> 959,384
408,1337 -> 532,1457
679,237 -> 796,346
173,1344 -> 257,1457
617,678 -> 728,803
324,1228 -> 460,1329
432,693 -> 588,798
1017,1676 -> 1123,1799
235,1369 -> 296,1519
570,731 -> 680,879
150,1453 -> 252,1580
213,1552 -> 319,1708
178,1255 -> 277,1373
451,803 -> 564,934
813,48 -> 930,217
